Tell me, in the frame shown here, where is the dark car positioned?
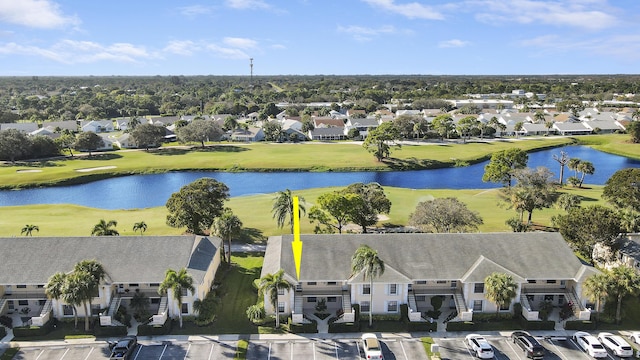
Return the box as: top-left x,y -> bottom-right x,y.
109,336 -> 138,359
512,331 -> 545,359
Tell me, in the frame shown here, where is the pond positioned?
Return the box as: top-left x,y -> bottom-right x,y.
0,145 -> 638,209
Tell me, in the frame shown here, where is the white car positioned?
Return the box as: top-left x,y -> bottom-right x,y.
361,333 -> 384,360
629,331 -> 640,344
597,332 -> 633,358
465,334 -> 495,359
573,331 -> 608,358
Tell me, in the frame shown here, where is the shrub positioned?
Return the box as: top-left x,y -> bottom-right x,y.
114,306 -> 131,327
12,320 -> 53,338
246,304 -> 266,323
328,321 -> 360,333
430,296 -> 443,311
564,320 -> 596,331
446,321 -> 476,331
137,318 -> 172,336
407,321 -> 438,332
287,317 -> 317,333
538,301 -> 553,321
94,325 -> 127,337
400,304 -> 409,322
0,315 -> 12,328
0,326 -> 5,339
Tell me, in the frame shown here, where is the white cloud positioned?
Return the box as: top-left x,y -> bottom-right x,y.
270,44 -> 286,50
0,0 -> 80,29
206,44 -> 249,59
518,33 -> 640,62
471,0 -> 617,30
178,5 -> 215,16
438,39 -> 469,48
361,0 -> 444,20
0,39 -> 153,64
223,37 -> 258,49
225,0 -> 270,10
338,24 -> 406,41
163,40 -> 199,55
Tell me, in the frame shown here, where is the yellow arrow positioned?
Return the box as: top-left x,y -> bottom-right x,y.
292,196 -> 302,280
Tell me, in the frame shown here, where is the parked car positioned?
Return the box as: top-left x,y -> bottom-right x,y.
465,334 -> 495,359
597,332 -> 633,358
361,333 -> 384,360
629,331 -> 640,344
109,336 -> 138,359
573,331 -> 607,358
511,331 -> 545,359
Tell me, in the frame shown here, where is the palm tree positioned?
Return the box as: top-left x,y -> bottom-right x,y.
158,268 -> 195,328
45,272 -> 67,305
129,290 -> 150,321
257,269 -> 292,328
73,260 -> 107,331
607,266 -> 640,324
211,209 -> 243,264
132,221 -> 147,235
568,158 -> 581,178
583,273 -> 609,323
63,271 -> 90,329
620,209 -> 640,233
271,189 -> 306,233
484,272 -> 518,314
514,122 -> 523,138
21,224 -> 39,236
91,219 -> 119,236
351,244 -> 385,327
577,160 -> 595,187
534,111 -> 546,124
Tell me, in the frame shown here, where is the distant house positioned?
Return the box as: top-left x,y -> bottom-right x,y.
583,120 -> 624,134
230,127 -> 264,142
41,120 -> 78,133
309,127 -> 347,141
81,120 -> 114,133
313,117 -> 345,129
0,235 -> 222,328
552,122 -> 592,136
114,119 -> 130,131
0,123 -> 39,133
345,117 -> 379,138
521,123 -> 552,136
149,116 -> 179,127
114,133 -> 136,149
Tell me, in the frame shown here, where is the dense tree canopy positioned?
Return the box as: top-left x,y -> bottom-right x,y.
501,167 -> 558,224
362,121 -> 401,161
343,182 -> 391,233
602,168 -> 640,212
0,129 -> 32,162
130,123 -> 166,150
409,197 -> 483,233
74,131 -> 104,155
176,120 -> 223,147
482,148 -> 529,187
165,178 -> 230,235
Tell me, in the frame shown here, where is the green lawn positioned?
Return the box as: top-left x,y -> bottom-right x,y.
0,137 -> 574,189
0,185 -> 607,238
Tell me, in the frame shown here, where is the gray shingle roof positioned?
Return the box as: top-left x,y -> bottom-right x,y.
262,233 -> 592,284
0,235 -> 221,285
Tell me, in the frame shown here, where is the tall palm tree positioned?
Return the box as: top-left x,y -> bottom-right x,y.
211,209 -> 243,263
583,273 -> 609,323
351,245 -> 385,327
91,219 -> 119,236
132,221 -> 147,235
608,266 -> 640,324
271,189 -> 306,233
484,272 -> 518,313
62,271 -> 90,329
568,158 -> 581,178
577,160 -> 595,187
21,224 -> 39,236
158,268 -> 195,328
257,269 -> 292,328
45,272 -> 67,305
74,260 -> 107,330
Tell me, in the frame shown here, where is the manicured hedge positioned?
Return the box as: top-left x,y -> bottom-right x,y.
0,326 -> 6,339
564,320 -> 596,331
446,321 -> 476,332
137,319 -> 172,336
328,321 -> 361,333
407,321 -> 438,332
94,325 -> 127,337
287,318 -> 317,333
12,320 -> 53,338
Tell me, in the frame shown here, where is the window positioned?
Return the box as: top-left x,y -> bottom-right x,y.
37,285 -> 44,288
546,280 -> 557,284
416,280 -> 427,285
363,284 -> 371,295
151,298 -> 160,304
16,285 -> 26,289
181,303 -> 188,314
474,283 -> 485,293
500,302 -> 510,311
388,284 -> 398,295
277,288 -> 285,295
450,281 -> 457,288
327,281 -> 337,285
416,296 -> 426,302
361,301 -> 370,312
307,297 -> 317,303
387,301 -> 398,313
327,297 -> 337,302
527,280 -> 537,284
63,305 -> 73,316
308,282 -> 317,286
436,280 -> 447,284
278,302 -> 285,313
129,283 -> 139,287
150,283 -> 160,287
181,288 -> 189,296
473,300 -> 483,312
544,295 -> 554,302
38,300 -> 46,306
18,300 -> 28,306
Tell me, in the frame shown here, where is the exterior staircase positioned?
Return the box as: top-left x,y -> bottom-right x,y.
453,290 -> 468,313
107,295 -> 121,317
0,298 -> 7,315
39,299 -> 52,317
294,294 -> 303,315
157,296 -> 169,316
407,290 -> 418,313
341,290 -> 352,313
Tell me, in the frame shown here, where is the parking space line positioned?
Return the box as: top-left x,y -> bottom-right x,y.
334,341 -> 339,360
35,349 -> 45,360
159,343 -> 168,359
547,340 -> 570,360
207,343 -> 215,360
355,339 -> 360,358
569,339 -> 593,359
291,342 -> 294,360
268,342 -> 272,360
82,347 -> 95,360
504,339 -> 523,360
399,340 -> 409,360
462,340 -> 475,359
58,348 -> 70,359
183,343 -> 191,360
313,342 -> 316,360
133,345 -> 143,360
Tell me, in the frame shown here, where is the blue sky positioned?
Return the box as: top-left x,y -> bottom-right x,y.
0,0 -> 639,76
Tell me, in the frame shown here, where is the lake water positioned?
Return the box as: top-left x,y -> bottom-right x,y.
1,145 -> 638,209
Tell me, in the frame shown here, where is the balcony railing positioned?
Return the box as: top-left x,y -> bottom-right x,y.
2,291 -> 47,300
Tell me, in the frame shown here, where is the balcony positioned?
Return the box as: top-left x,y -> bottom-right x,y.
2,291 -> 47,300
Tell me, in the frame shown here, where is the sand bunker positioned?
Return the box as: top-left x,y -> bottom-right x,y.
75,165 -> 117,172
16,169 -> 43,173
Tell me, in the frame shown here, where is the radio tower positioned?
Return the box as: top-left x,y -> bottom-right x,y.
249,58 -> 254,86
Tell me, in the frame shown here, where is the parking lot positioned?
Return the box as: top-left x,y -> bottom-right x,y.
435,334 -> 626,360
11,340 -> 238,360
246,337 -> 427,360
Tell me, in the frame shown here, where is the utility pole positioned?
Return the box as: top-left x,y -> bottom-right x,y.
249,58 -> 254,86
